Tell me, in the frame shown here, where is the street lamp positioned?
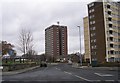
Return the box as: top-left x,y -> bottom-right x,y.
77,26 -> 82,66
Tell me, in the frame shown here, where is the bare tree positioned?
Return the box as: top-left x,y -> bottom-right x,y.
18,28 -> 34,56
27,50 -> 37,56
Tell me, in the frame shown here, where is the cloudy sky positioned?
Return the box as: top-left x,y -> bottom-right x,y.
0,0 -> 119,55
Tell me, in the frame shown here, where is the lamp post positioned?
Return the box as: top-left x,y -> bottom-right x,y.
77,26 -> 82,66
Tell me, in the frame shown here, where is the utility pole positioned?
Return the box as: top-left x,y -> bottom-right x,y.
77,26 -> 82,66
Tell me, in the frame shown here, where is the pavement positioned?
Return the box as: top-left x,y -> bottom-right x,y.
2,63 -> 120,83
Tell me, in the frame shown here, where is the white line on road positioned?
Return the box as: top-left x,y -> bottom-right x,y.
55,68 -> 112,82
89,80 -> 101,82
2,80 -> 50,82
43,67 -> 48,71
55,68 -> 61,70
62,70 -> 90,81
0,80 -> 4,82
94,73 -> 113,77
105,80 -> 115,81
64,71 -> 72,75
74,75 -> 90,81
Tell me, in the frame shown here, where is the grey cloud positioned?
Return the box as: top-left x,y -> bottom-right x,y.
68,36 -> 84,54
1,0 -> 96,55
0,2 -> 2,40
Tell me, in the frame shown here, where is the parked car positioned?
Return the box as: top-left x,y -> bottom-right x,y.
40,61 -> 47,67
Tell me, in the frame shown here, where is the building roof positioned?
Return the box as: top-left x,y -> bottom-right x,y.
45,25 -> 67,31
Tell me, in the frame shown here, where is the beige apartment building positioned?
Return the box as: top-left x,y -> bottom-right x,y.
83,16 -> 91,63
87,0 -> 120,63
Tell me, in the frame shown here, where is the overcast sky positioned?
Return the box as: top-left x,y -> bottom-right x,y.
0,0 -> 119,55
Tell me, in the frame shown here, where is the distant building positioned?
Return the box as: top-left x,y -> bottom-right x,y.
45,25 -> 68,61
83,16 -> 91,63
87,0 -> 120,63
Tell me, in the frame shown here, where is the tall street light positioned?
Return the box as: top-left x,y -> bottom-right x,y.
77,26 -> 82,66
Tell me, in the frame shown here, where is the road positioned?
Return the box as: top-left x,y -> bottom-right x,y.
2,63 -> 119,83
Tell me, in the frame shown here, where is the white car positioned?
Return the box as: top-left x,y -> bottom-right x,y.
0,66 -> 3,70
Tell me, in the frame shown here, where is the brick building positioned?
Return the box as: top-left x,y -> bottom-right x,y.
45,25 -> 68,61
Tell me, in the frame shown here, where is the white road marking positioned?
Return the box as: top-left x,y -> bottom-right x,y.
55,68 -> 61,70
64,71 -> 72,75
5,80 -> 15,81
94,73 -> 113,77
89,80 -> 101,82
43,67 -> 48,71
63,70 -> 90,81
105,80 -> 115,81
55,68 -> 115,82
74,75 -> 90,81
2,80 -> 59,82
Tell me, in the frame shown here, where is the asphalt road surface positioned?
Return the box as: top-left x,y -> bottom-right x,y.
2,63 -> 120,83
